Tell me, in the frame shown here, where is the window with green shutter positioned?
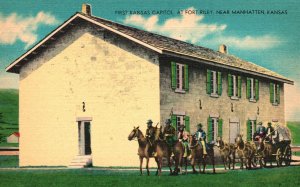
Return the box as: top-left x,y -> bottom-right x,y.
247,120 -> 251,141
206,70 -> 212,94
255,79 -> 259,101
270,82 -> 280,105
184,116 -> 190,133
218,118 -> 223,138
217,72 -> 222,96
171,115 -> 177,130
171,62 -> 188,92
246,78 -> 251,99
228,74 -> 233,97
207,117 -> 213,142
238,76 -> 242,98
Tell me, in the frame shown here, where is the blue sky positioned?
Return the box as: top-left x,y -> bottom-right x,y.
0,0 -> 299,120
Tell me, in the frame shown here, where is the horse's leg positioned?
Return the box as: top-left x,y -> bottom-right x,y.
184,157 -> 188,174
202,155 -> 206,174
211,153 -> 216,174
146,157 -> 150,176
160,157 -> 163,176
222,155 -> 227,170
191,158 -> 197,173
139,156 -> 143,175
240,158 -> 243,169
155,157 -> 159,176
228,155 -> 232,170
168,156 -> 173,175
232,152 -> 235,170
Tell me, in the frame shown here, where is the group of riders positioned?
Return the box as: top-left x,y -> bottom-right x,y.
145,118 -> 281,157
145,119 -> 208,157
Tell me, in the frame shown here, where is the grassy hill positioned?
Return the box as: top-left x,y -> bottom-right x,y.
0,89 -> 19,143
287,121 -> 300,146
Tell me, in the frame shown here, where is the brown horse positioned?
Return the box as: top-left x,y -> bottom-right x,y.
153,126 -> 185,176
256,137 -> 273,167
188,135 -> 216,174
235,134 -> 255,169
215,136 -> 235,170
128,126 -> 155,175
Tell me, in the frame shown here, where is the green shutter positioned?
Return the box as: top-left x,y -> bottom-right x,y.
171,115 -> 177,130
206,70 -> 211,94
270,83 -> 274,103
228,74 -> 233,97
184,64 -> 189,91
207,117 -> 213,142
255,79 -> 259,101
247,120 -> 251,141
276,84 -> 280,104
171,62 -> 176,90
217,72 -> 222,95
218,118 -> 223,138
184,116 -> 190,133
246,78 -> 251,99
254,120 -> 257,132
238,76 -> 242,98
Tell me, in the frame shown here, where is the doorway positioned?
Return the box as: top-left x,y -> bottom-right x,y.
229,122 -> 240,144
78,121 -> 92,155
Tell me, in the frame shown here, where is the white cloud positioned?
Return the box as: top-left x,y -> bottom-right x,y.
124,8 -> 227,43
0,11 -> 58,49
123,7 -> 280,50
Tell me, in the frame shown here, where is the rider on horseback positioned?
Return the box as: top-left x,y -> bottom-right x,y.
145,119 -> 156,156
195,123 -> 208,155
163,119 -> 176,151
178,124 -> 190,157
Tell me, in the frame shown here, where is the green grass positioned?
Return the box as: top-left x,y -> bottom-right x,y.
287,121 -> 300,146
0,89 -> 19,143
0,156 -> 18,168
0,166 -> 299,187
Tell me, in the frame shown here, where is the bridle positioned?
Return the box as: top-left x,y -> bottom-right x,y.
131,129 -> 141,141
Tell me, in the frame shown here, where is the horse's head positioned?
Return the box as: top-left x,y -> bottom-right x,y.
128,126 -> 140,141
154,125 -> 162,141
215,136 -> 222,147
235,134 -> 243,145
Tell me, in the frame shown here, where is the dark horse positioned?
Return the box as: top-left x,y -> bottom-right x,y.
153,126 -> 185,175
256,137 -> 273,167
188,135 -> 216,174
215,136 -> 235,170
128,126 -> 157,175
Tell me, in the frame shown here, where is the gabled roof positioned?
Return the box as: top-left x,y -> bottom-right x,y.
6,12 -> 293,85
9,132 -> 20,137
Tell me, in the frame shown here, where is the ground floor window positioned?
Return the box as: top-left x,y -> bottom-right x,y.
247,119 -> 256,141
207,117 -> 223,143
171,114 -> 190,133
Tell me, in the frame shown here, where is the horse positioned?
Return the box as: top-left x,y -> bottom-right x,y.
256,137 -> 273,168
153,126 -> 185,176
128,126 -> 155,175
235,134 -> 256,169
215,136 -> 235,170
188,135 -> 216,174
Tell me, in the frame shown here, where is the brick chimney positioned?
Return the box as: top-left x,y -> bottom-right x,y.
82,4 -> 92,16
219,44 -> 228,54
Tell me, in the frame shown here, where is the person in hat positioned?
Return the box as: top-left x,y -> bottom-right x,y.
195,123 -> 207,155
145,119 -> 156,156
163,119 -> 176,151
256,122 -> 266,139
266,122 -> 275,142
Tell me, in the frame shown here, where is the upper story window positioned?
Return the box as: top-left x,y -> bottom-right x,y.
171,62 -> 189,93
206,69 -> 222,97
246,119 -> 256,141
207,116 -> 223,143
228,74 -> 241,99
270,83 -> 280,105
246,78 -> 259,102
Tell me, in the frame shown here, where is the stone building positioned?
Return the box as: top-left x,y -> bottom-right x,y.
6,4 -> 293,167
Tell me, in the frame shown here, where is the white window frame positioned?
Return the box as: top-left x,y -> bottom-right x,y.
231,75 -> 239,99
210,70 -> 219,97
249,78 -> 256,101
175,63 -> 185,92
211,117 -> 219,142
272,83 -> 279,105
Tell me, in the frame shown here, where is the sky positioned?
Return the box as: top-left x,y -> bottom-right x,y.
0,0 -> 299,121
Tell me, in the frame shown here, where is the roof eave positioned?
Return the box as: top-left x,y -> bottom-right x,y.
162,50 -> 294,85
